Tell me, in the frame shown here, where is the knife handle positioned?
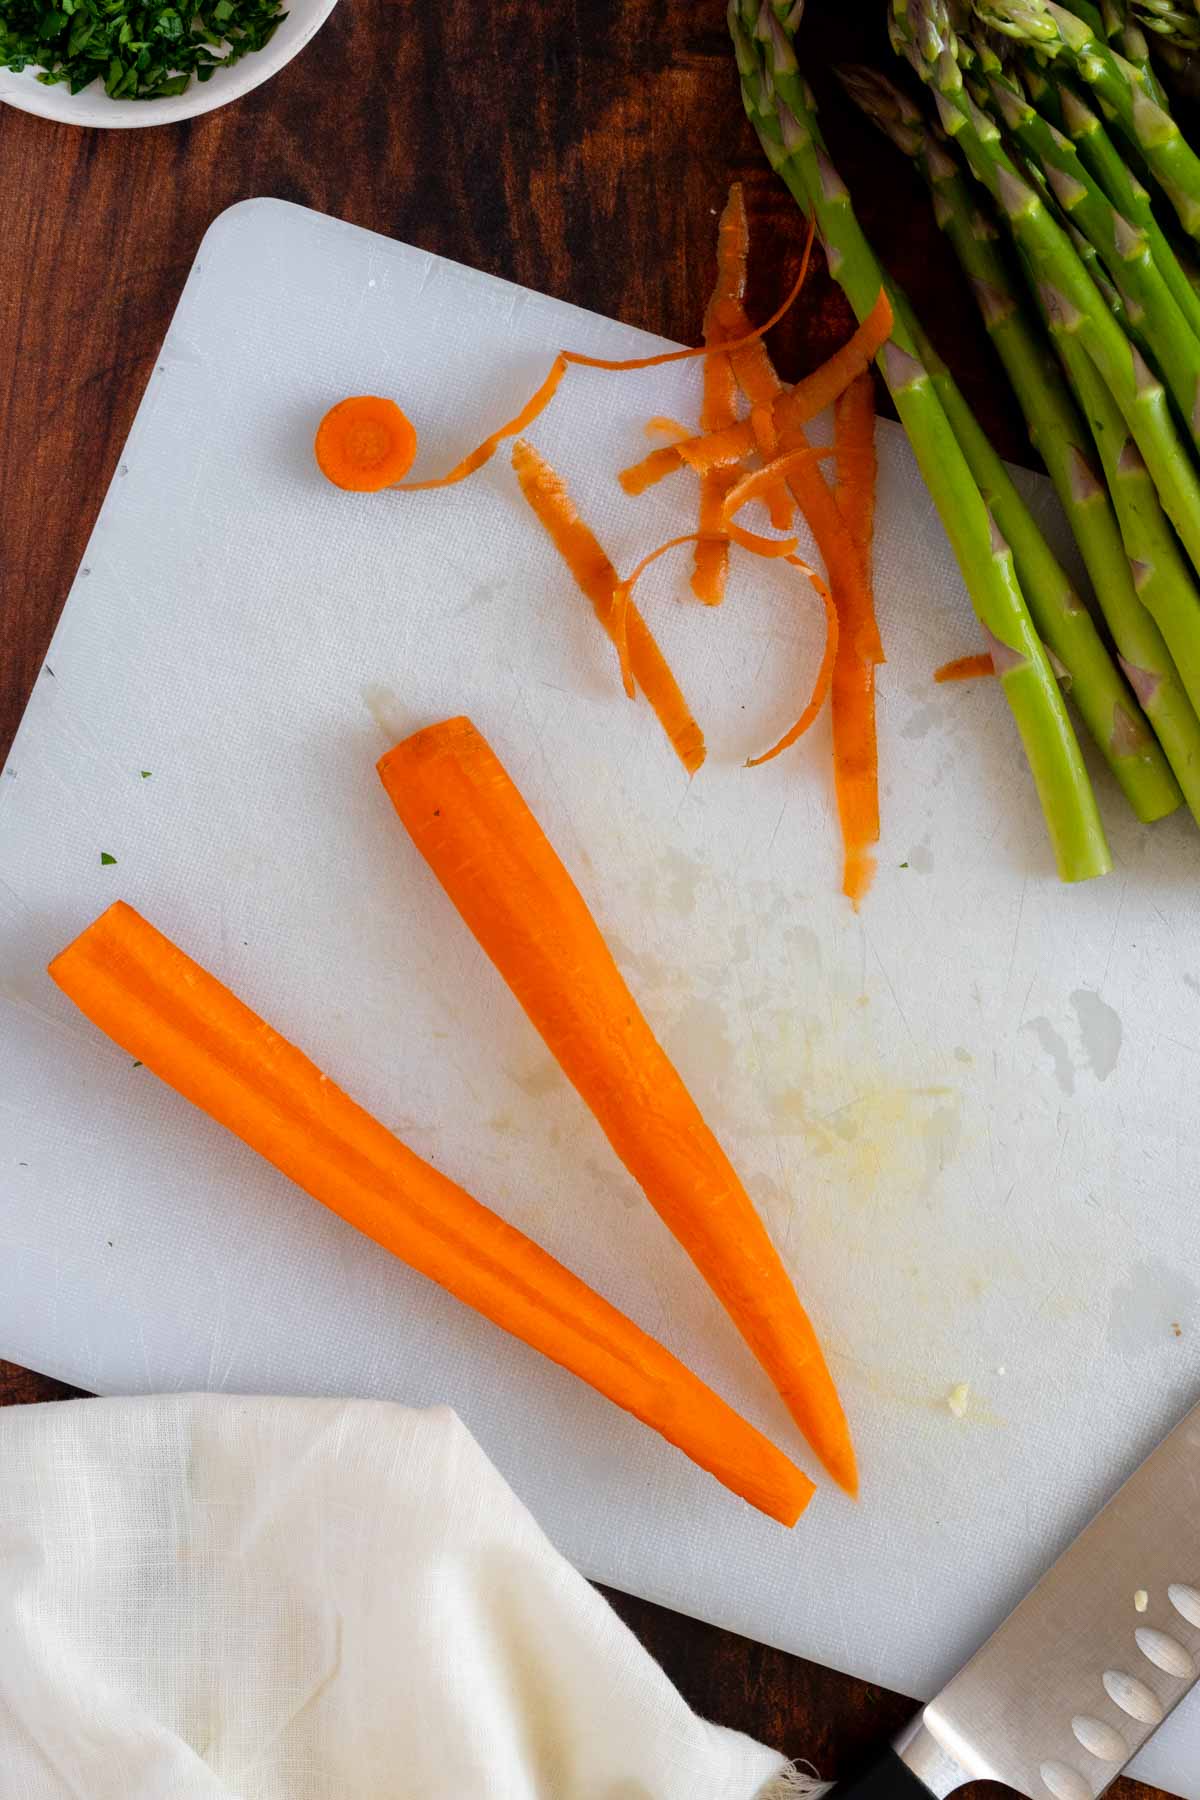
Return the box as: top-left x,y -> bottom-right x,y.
829,1746 -> 946,1800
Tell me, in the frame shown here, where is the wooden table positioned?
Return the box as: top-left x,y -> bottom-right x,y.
0,3 -> 1171,1792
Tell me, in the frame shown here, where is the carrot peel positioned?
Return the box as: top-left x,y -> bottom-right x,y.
378,718 -> 858,1495
935,653 -> 995,683
48,903 -> 813,1526
511,440 -> 704,774
745,561 -> 840,767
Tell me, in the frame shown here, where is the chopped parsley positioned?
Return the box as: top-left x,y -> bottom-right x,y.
100,851 -> 117,865
139,769 -> 152,778
0,0 -> 286,101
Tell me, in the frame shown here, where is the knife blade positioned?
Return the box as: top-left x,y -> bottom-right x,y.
831,1396 -> 1200,1799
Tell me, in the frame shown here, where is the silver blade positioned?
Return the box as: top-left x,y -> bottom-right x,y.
896,1396 -> 1200,1800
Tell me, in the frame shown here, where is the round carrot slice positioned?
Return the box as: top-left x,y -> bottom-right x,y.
314,395 -> 418,492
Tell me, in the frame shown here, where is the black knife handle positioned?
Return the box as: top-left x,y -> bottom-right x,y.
827,1745 -> 945,1800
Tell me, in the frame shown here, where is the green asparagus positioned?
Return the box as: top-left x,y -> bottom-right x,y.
843,63 -> 1189,819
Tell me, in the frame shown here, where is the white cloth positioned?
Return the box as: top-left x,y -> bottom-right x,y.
0,1394 -> 807,1799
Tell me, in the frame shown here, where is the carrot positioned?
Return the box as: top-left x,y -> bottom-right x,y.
935,653 -> 995,682
315,243 -> 815,497
830,373 -> 882,910
49,902 -> 814,1528
693,185 -> 750,608
511,439 -> 705,774
378,718 -> 858,1495
314,396 -> 418,492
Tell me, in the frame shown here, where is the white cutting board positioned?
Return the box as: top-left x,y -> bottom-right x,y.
3,198 -> 1200,1796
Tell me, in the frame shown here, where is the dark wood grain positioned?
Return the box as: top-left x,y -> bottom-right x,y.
0,3 -> 1172,1792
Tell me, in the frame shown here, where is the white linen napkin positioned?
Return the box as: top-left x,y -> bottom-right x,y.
0,1393 -> 813,1799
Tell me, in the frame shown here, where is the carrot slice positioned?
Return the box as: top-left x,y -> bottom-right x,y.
378,718 -> 858,1496
314,396 -> 418,492
511,440 -> 705,773
49,903 -> 813,1527
693,185 -> 751,608
935,653 -> 995,682
316,233 -> 819,498
745,560 -> 840,767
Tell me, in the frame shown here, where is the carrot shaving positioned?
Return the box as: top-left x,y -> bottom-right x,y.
722,444 -> 837,520
830,373 -> 882,909
776,289 -> 893,432
645,415 -> 692,441
693,185 -> 751,608
935,653 -> 995,682
746,561 -> 839,767
511,439 -> 705,773
750,402 -> 793,532
621,444 -> 689,496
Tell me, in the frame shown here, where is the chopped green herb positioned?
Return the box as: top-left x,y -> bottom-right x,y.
139,769 -> 152,778
131,1059 -> 143,1068
0,0 -> 286,101
100,851 -> 117,865
899,861 -> 909,869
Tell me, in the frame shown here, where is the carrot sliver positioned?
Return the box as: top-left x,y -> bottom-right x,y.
749,402 -> 794,531
378,718 -> 857,1495
746,561 -> 839,766
726,307 -> 883,909
935,653 -> 995,682
619,444 -> 688,495
692,186 -> 751,609
692,471 -> 737,603
511,439 -> 704,773
775,289 -> 893,432
392,354 -> 570,491
645,415 -> 692,441
50,903 -> 813,1527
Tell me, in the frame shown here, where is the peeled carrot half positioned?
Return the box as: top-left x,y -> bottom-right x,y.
49,902 -> 814,1528
378,717 -> 858,1496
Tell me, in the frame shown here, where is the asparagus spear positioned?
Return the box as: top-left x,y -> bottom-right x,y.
1040,288 -> 1200,719
842,65 -> 1187,819
893,0 -> 1200,589
1052,76 -> 1200,336
732,2 -> 1112,880
975,0 -> 1200,238
981,69 -> 1200,421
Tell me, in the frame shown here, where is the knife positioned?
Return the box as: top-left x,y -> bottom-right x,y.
831,1397 -> 1200,1799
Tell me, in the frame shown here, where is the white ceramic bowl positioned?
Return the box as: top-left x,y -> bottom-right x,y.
0,0 -> 339,128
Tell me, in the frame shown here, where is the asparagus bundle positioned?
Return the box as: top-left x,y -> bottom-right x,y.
732,0 -> 1200,867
